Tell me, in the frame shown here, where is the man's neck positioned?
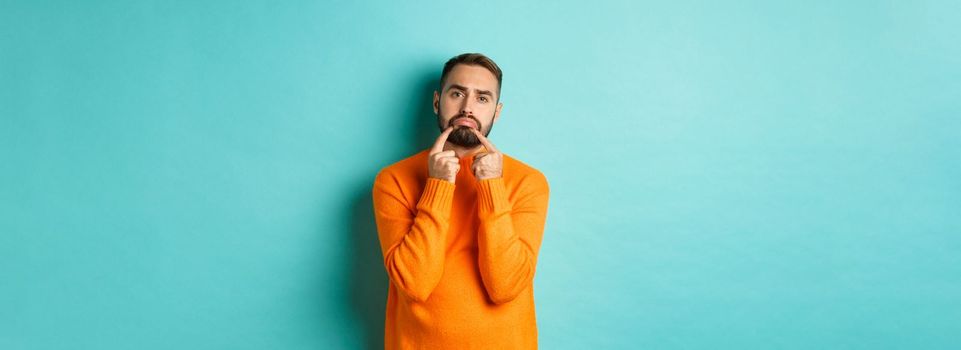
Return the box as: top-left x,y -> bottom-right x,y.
443,142 -> 485,159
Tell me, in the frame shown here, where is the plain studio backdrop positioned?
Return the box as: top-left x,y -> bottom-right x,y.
1,1 -> 959,349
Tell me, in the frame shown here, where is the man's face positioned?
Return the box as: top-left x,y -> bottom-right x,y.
433,64 -> 503,148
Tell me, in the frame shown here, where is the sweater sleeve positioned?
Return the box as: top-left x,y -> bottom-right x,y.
372,173 -> 455,302
475,174 -> 550,304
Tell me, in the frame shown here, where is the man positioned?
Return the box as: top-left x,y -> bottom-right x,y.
371,53 -> 550,349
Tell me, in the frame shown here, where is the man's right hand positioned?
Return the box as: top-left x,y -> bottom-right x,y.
428,126 -> 459,183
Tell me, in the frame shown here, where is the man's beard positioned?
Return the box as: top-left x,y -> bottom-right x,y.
437,113 -> 490,148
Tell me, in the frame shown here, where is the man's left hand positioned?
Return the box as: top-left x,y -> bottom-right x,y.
470,128 -> 503,180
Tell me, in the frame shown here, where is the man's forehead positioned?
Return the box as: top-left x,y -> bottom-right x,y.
443,65 -> 499,93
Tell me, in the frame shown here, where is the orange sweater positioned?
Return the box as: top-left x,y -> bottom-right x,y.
372,147 -> 550,349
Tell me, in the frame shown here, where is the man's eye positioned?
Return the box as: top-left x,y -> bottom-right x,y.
479,97 -> 489,102
451,91 -> 462,97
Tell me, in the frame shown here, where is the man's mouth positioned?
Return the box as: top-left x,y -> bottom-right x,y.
452,117 -> 478,130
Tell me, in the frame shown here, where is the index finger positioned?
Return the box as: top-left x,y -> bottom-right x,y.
430,126 -> 454,154
470,128 -> 499,153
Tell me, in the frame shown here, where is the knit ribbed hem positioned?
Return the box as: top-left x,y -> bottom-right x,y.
417,177 -> 456,214
476,177 -> 510,218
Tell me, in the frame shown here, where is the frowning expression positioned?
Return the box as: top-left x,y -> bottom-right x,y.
433,64 -> 503,147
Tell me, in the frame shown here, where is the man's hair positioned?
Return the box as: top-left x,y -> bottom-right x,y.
438,53 -> 503,100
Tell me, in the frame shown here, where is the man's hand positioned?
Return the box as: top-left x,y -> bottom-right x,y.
428,126 -> 460,183
470,128 -> 503,180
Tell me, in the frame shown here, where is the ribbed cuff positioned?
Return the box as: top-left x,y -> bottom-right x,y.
417,177 -> 456,214
476,177 -> 510,218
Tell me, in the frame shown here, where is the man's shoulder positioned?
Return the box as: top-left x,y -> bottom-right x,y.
374,149 -> 430,184
503,153 -> 549,191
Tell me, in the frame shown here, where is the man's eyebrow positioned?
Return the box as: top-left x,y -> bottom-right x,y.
446,84 -> 467,92
447,84 -> 494,97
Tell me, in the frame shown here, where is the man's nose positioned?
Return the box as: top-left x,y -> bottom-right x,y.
459,97 -> 474,115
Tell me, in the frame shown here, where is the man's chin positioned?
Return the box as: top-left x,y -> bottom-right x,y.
448,128 -> 480,147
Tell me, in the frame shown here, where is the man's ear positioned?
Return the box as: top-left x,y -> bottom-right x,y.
493,102 -> 503,123
433,91 -> 440,115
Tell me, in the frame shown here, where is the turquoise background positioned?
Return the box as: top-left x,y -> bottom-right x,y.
2,1 -> 959,349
